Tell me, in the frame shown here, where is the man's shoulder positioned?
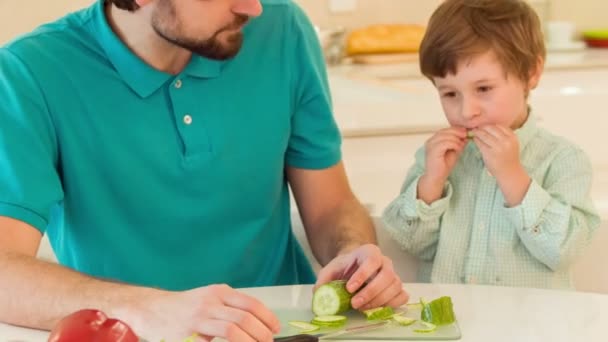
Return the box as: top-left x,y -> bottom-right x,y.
2,5 -> 97,64
257,0 -> 308,20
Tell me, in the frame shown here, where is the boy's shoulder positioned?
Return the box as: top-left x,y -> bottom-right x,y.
523,125 -> 592,168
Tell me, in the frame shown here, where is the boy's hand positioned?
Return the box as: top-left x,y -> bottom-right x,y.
419,127 -> 467,204
471,125 -> 521,179
472,125 -> 531,206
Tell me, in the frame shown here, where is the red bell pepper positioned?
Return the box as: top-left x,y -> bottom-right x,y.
48,309 -> 139,342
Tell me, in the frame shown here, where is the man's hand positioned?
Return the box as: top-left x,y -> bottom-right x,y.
418,127 -> 467,204
129,284 -> 280,342
472,125 -> 531,206
314,244 -> 409,311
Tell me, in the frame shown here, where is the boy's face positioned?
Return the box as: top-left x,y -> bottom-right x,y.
150,0 -> 263,60
432,50 -> 538,130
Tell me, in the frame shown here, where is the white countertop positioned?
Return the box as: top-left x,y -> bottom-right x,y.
330,64 -> 608,139
2,283 -> 607,341
332,48 -> 608,81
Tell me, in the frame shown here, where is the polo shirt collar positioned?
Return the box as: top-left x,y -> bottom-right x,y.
92,0 -> 223,98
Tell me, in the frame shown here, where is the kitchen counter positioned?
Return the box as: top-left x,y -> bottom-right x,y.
2,283 -> 607,341
331,48 -> 608,81
330,62 -> 608,138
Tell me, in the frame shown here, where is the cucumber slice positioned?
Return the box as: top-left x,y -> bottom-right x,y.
288,321 -> 320,332
392,315 -> 416,326
312,280 -> 353,316
421,296 -> 456,325
362,306 -> 394,320
406,302 -> 422,310
466,130 -> 475,139
311,315 -> 347,327
413,321 -> 437,333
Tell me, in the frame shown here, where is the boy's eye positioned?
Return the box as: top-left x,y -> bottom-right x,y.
441,92 -> 456,98
478,86 -> 492,92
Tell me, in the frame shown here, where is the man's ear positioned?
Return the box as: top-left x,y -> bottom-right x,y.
528,56 -> 544,90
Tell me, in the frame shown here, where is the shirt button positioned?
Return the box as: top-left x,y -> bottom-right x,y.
183,114 -> 192,125
174,79 -> 182,89
533,226 -> 540,234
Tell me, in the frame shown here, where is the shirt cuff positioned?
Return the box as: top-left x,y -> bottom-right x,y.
400,176 -> 453,221
502,179 -> 552,231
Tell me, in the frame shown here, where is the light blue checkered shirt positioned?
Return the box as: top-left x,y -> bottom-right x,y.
382,115 -> 600,289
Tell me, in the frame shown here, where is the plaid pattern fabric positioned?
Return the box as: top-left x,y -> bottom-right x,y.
382,115 -> 600,289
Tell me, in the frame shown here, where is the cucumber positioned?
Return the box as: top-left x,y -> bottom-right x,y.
312,280 -> 353,316
363,306 -> 395,320
413,321 -> 437,333
311,315 -> 347,327
288,320 -> 320,332
392,315 -> 416,326
421,296 -> 456,325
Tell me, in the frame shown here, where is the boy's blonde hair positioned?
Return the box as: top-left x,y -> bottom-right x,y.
420,0 -> 546,83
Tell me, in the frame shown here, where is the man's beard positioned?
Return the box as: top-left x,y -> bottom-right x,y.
152,4 -> 248,60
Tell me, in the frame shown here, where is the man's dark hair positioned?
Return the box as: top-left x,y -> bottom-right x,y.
107,0 -> 141,12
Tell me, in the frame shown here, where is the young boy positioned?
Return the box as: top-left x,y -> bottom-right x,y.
382,0 -> 600,289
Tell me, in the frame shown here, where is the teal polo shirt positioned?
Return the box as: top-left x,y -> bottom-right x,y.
0,0 -> 341,290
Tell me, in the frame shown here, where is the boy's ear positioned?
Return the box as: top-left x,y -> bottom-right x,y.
527,56 -> 544,90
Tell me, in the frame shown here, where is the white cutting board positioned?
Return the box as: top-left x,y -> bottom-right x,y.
274,306 -> 461,340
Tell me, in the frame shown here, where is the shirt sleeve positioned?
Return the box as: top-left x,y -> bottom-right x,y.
502,146 -> 600,271
382,147 -> 452,261
0,47 -> 64,233
284,3 -> 341,170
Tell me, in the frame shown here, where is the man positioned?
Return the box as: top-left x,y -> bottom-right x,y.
0,0 -> 409,341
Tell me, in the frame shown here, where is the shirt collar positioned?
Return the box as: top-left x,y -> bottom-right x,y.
92,0 -> 223,98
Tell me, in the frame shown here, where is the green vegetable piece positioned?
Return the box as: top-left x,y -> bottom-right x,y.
406,302 -> 422,310
413,321 -> 437,333
392,315 -> 416,326
288,320 -> 320,332
312,280 -> 353,316
420,296 -> 456,325
362,306 -> 395,320
311,315 -> 347,327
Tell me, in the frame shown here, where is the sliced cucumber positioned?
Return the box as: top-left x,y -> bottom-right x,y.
413,321 -> 437,333
406,302 -> 422,310
362,306 -> 394,320
288,320 -> 320,332
311,315 -> 347,327
392,315 -> 416,326
421,296 -> 455,325
312,280 -> 353,316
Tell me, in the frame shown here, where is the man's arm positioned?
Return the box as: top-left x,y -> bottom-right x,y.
286,161 -> 375,265
0,216 -> 279,341
287,162 -> 409,310
0,216 -> 160,330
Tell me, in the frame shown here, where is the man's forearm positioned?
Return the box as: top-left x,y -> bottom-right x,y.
0,251 -> 162,330
308,199 -> 377,266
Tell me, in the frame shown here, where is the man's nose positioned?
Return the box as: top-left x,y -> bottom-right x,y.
233,0 -> 263,18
